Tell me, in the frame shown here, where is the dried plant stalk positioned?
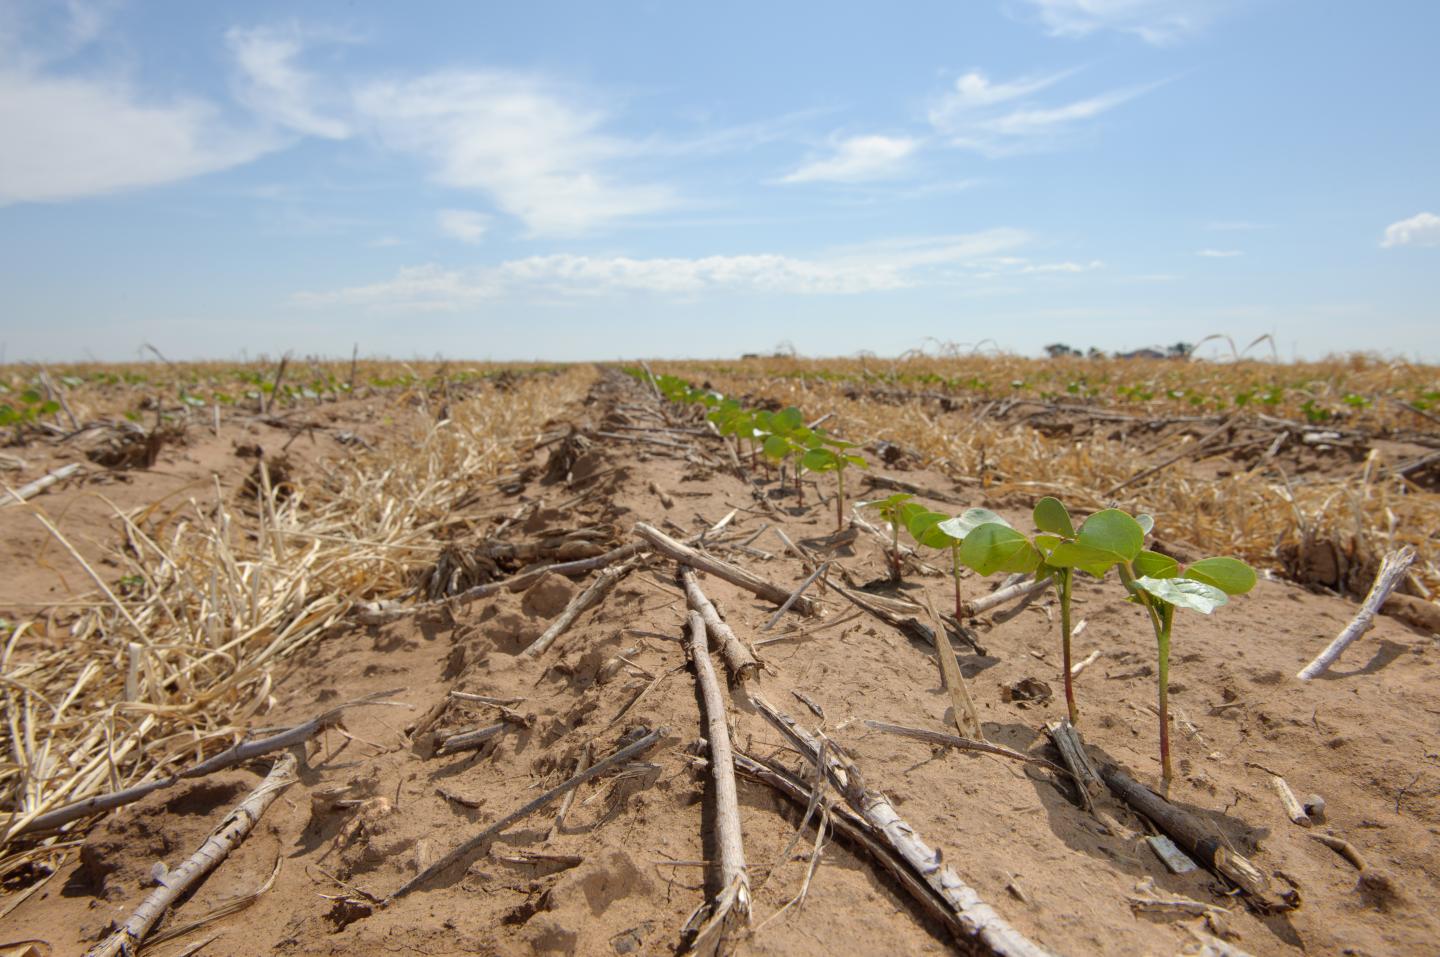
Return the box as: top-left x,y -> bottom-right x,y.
682,610 -> 750,952
86,752 -> 298,957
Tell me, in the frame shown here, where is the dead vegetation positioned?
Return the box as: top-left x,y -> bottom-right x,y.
662,354 -> 1440,604
0,363 -> 592,880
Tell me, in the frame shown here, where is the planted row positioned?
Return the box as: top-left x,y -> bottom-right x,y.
628,368 -> 869,530
866,494 -> 1255,787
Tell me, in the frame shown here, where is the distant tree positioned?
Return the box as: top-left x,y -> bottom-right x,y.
1087,347 -> 1105,359
1044,343 -> 1080,358
1167,342 -> 1195,359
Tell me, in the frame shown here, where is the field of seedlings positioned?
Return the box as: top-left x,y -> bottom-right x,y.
1,354 -> 1437,957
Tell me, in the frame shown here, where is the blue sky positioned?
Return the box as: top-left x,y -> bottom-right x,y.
1,0 -> 1437,362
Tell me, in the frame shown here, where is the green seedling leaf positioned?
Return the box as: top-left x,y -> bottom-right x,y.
1033,497 -> 1075,537
801,447 -> 838,472
1135,514 -> 1155,536
1133,550 -> 1180,579
1183,557 -> 1256,596
1046,541 -> 1121,578
844,453 -> 868,468
1077,509 -> 1144,562
763,434 -> 792,461
1032,533 -> 1061,556
959,523 -> 1042,576
862,493 -> 912,510
937,507 -> 1010,541
1133,576 -> 1228,614
775,407 -> 805,432
905,509 -> 951,548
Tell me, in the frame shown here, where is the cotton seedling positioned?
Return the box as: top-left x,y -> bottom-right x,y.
935,507 -> 1011,619
1025,499 -> 1146,724
957,500 -> 1145,725
1116,545 -> 1256,786
859,492 -> 913,579
801,434 -> 868,530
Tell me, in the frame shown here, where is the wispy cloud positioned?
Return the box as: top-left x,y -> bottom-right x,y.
928,69 -> 1153,156
0,67 -> 276,203
781,134 -> 920,184
1380,212 -> 1440,248
437,209 -> 490,243
225,24 -> 351,139
1012,0 -> 1231,44
293,229 -> 1081,310
929,68 -> 1076,119
1196,248 -> 1242,257
353,71 -> 675,237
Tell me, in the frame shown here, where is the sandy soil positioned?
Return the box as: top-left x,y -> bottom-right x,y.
4,369 -> 1438,956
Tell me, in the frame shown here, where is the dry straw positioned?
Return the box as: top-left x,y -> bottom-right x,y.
0,364 -> 592,875
665,353 -> 1439,598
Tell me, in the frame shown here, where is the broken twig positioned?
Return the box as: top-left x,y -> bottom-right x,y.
86,753 -> 298,957
682,610 -> 751,951
1297,546 -> 1416,679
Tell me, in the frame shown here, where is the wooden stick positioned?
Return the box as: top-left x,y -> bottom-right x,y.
434,722 -> 509,756
1044,720 -> 1134,839
751,693 -> 1057,957
1297,546 -> 1417,679
389,727 -> 663,900
682,610 -> 750,950
863,720 -> 1066,775
1310,833 -> 1367,871
635,523 -> 818,615
9,689 -> 402,837
923,593 -> 983,740
1069,649 -> 1101,679
520,556 -> 643,658
3,462 -> 81,505
85,752 -> 298,957
762,562 -> 829,632
963,577 -> 1052,618
1269,775 -> 1311,827
1095,761 -> 1293,910
732,751 -> 967,941
679,567 -> 760,682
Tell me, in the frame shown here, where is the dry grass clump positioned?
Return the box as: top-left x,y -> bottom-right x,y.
0,365 -> 593,876
664,355 -> 1440,597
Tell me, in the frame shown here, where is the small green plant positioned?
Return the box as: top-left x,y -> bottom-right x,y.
935,507 -> 1010,619
860,492 -> 913,579
1117,549 -> 1255,785
0,388 -> 61,431
801,435 -> 867,530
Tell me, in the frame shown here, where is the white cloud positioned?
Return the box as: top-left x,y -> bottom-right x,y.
293,229 -> 1063,310
352,71 -> 675,237
1013,0 -> 1229,44
781,134 -> 920,184
437,209 -> 490,243
929,69 -> 1074,122
1380,212 -> 1440,248
928,68 -> 1152,156
0,68 -> 275,203
1197,248 -> 1242,257
225,24 -> 350,139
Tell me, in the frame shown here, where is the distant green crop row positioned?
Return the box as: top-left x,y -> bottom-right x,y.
625,367 -> 869,529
